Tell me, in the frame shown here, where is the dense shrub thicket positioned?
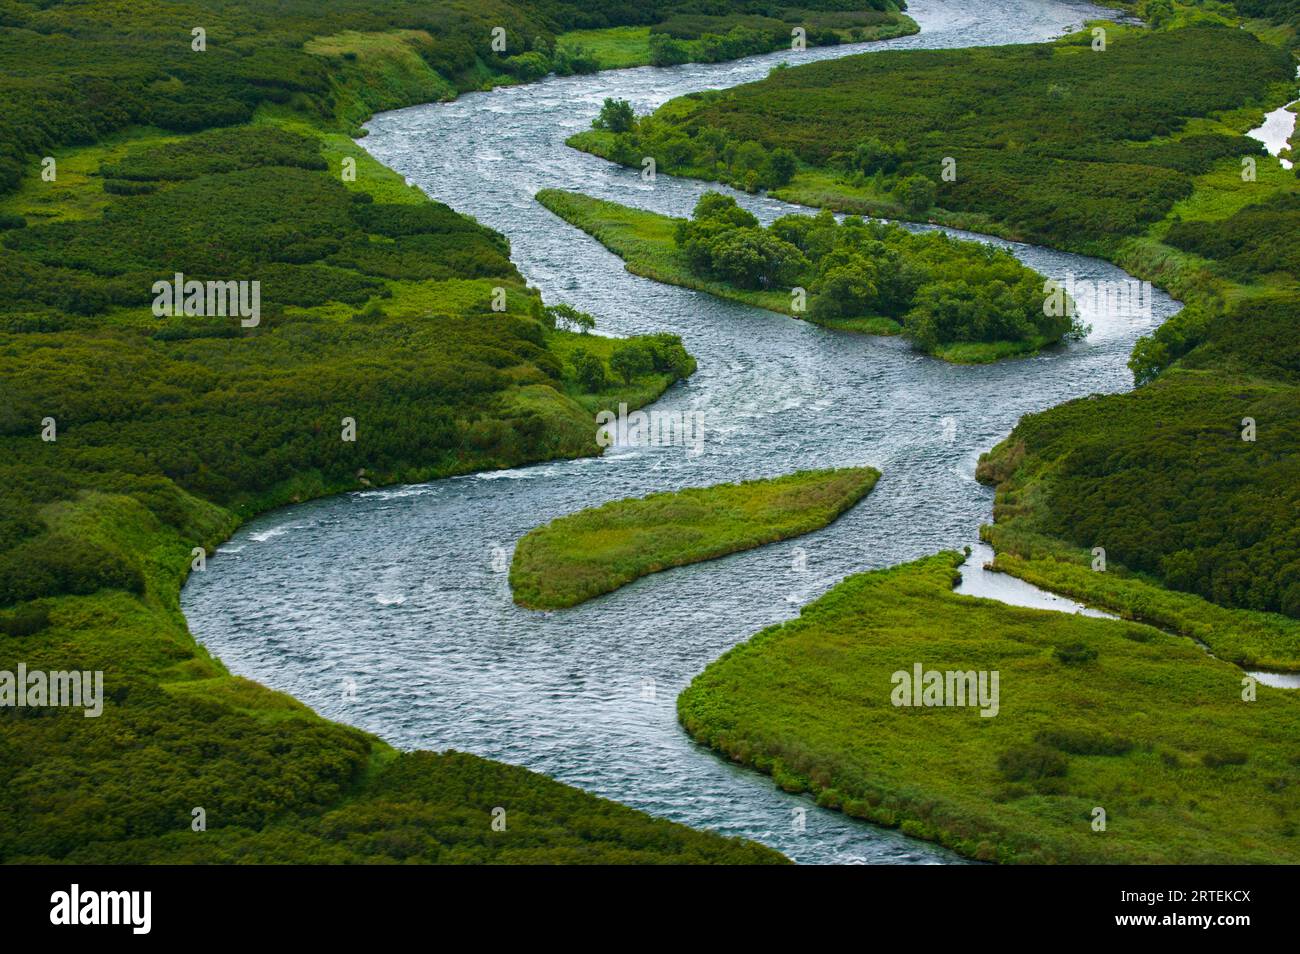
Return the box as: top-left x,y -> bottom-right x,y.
574,26 -> 1291,246
0,1 -> 772,865
1164,191 -> 1300,281
676,192 -> 1081,349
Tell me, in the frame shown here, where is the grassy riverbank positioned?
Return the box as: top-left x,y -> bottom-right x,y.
511,468 -> 880,609
0,0 -> 789,863
555,6 -> 918,72
565,18 -> 1294,252
679,552 -> 1300,864
537,189 -> 1074,362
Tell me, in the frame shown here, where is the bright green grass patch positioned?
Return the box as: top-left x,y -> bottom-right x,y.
556,27 -> 655,71
537,187 -> 792,313
304,30 -> 458,130
510,467 -> 879,609
0,127 -> 184,225
678,551 -> 1300,864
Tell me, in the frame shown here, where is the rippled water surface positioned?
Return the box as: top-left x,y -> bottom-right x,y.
183,0 -> 1180,864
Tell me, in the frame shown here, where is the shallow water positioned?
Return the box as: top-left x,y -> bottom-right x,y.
1247,99 -> 1297,170
183,0 -> 1182,864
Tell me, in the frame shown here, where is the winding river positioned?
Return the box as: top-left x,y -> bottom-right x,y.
182,0 -> 1185,864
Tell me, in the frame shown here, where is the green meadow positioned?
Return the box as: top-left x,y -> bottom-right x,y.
511,468 -> 879,609
678,552 -> 1300,864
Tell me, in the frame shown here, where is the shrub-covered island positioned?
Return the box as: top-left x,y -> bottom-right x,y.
511,467 -> 880,609
678,552 -> 1300,864
538,189 -> 1082,362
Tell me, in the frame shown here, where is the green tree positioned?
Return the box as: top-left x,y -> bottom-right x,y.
896,174 -> 937,214
609,342 -> 654,384
569,348 -> 607,392
593,98 -> 635,133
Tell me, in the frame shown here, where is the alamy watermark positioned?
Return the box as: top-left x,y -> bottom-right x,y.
152,272 -> 260,327
891,663 -> 999,718
1,664 -> 103,717
1044,272 -> 1152,321
596,402 -> 705,457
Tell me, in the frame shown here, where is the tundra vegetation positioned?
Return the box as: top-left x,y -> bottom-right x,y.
555,2 -> 917,72
0,0 -> 786,863
678,552 -> 1300,864
566,5 -> 1300,627
510,467 -> 880,609
649,0 -> 1300,863
539,188 -> 1082,361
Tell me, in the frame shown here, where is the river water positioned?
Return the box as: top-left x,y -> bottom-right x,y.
182,0 -> 1183,864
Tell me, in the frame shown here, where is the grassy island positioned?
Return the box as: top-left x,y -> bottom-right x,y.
538,189 -> 1078,362
678,552 -> 1300,864
510,467 -> 880,609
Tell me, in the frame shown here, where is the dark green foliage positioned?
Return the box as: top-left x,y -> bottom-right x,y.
997,744 -> 1069,782
587,26 -> 1290,245
984,353 -> 1300,617
0,603 -> 48,637
1202,749 -> 1250,768
1035,728 -> 1133,756
593,97 -> 635,133
609,341 -> 654,383
676,192 -> 1077,350
0,127 -> 515,316
544,303 -> 596,333
570,347 -> 608,391
1053,642 -> 1099,665
1164,191 -> 1300,282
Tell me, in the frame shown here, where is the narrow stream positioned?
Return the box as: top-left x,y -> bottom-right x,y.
182,0 -> 1190,864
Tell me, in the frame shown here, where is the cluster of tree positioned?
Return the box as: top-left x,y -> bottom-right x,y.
674,192 -> 1082,350
569,333 -> 693,391
581,25 -> 1292,247
588,102 -> 799,192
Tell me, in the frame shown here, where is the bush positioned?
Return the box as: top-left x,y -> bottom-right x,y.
1053,642 -> 1099,665
570,348 -> 607,391
1202,750 -> 1249,768
997,744 -> 1069,782
593,98 -> 635,134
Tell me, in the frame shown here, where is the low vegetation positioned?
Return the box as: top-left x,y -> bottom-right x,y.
0,0 -> 786,863
556,4 -> 916,72
567,22 -> 1292,250
678,552 -> 1300,863
511,467 -> 880,609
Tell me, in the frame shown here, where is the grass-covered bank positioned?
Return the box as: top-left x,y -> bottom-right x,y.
0,0 -> 790,863
555,6 -> 917,73
565,18 -> 1294,252
537,189 -> 1079,362
678,552 -> 1300,864
510,467 -> 880,609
